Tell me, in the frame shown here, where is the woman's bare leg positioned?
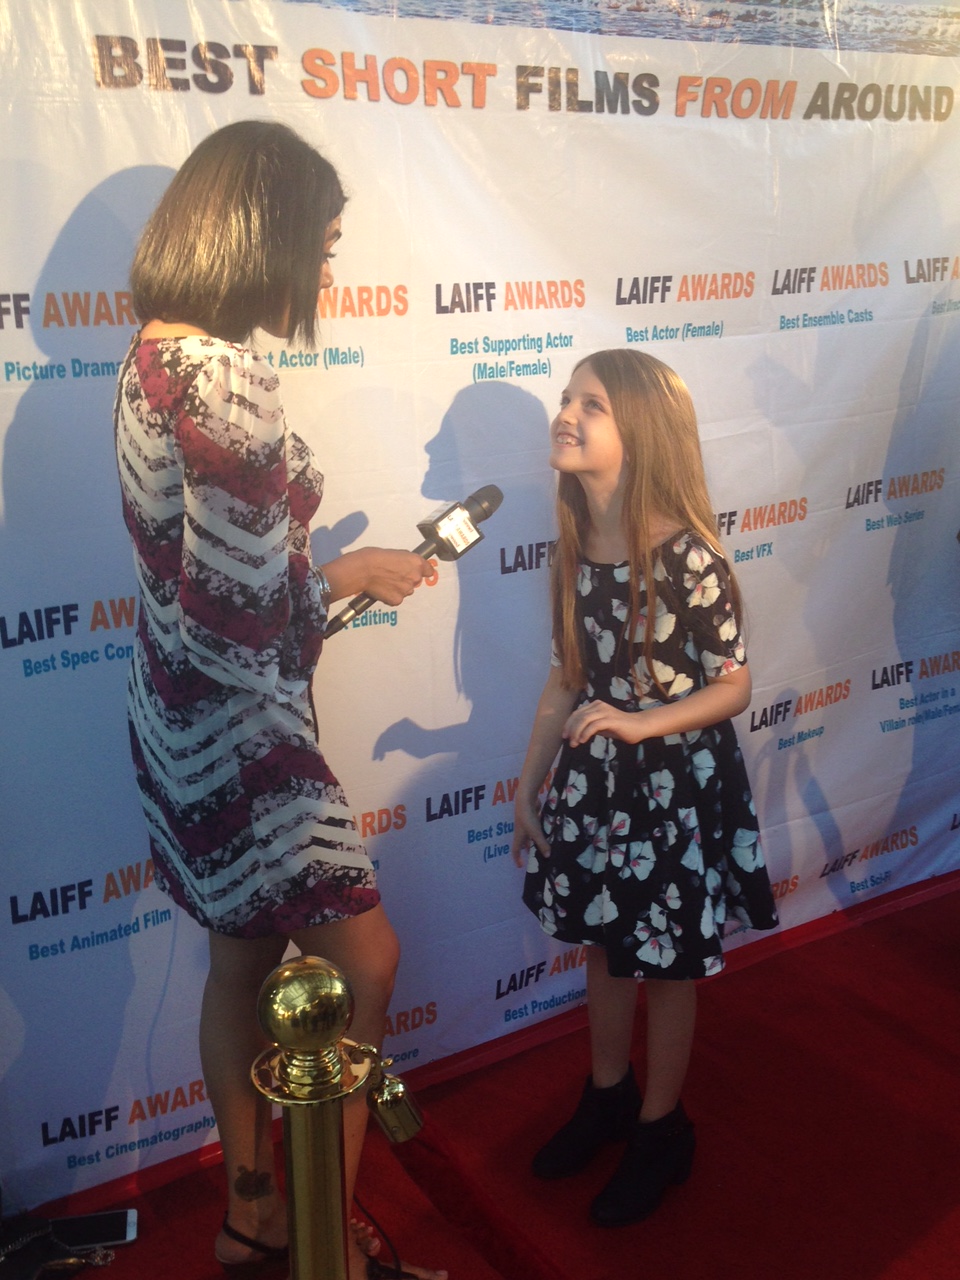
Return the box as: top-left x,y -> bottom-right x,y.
201,931 -> 289,1264
201,909 -> 444,1278
292,906 -> 446,1280
290,906 -> 400,1225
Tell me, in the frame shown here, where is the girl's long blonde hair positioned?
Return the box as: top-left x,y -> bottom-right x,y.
552,348 -> 741,694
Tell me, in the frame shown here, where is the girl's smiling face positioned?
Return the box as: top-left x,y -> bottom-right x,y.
550,362 -> 625,489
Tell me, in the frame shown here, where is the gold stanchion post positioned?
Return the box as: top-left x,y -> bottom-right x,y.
252,955 -> 423,1280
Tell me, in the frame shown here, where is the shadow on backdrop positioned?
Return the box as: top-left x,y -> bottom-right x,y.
882,308 -> 960,874
374,380 -> 554,764
0,165 -> 185,1208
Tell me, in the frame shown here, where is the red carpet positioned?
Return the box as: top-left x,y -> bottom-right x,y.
40,882 -> 960,1280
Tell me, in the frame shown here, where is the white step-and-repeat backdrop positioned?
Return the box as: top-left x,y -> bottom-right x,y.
2,0 -> 958,1209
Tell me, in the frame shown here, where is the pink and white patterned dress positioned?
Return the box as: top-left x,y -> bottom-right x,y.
115,335 -> 378,937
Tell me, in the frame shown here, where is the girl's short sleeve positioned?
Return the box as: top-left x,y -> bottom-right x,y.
175,350 -> 296,696
664,536 -> 747,681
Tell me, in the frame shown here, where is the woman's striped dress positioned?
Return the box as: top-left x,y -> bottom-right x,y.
114,335 -> 379,938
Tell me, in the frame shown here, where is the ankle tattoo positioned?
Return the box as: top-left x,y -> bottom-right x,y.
235,1166 -> 274,1201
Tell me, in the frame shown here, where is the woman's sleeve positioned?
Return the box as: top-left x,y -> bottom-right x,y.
174,350 -> 295,697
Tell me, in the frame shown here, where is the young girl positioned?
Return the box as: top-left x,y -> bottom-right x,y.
512,349 -> 778,1227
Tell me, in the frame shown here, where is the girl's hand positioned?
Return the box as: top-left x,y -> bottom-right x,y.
563,699 -> 645,747
512,795 -> 550,866
562,667 -> 753,747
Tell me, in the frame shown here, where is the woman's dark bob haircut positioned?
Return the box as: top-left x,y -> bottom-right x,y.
131,120 -> 345,348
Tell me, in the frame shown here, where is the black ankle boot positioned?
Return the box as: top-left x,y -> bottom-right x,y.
589,1101 -> 695,1226
531,1066 -> 641,1180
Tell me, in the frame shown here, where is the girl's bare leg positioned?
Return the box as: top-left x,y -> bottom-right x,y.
586,944 -> 638,1087
585,949 -> 697,1114
588,978 -> 698,1226
639,978 -> 697,1120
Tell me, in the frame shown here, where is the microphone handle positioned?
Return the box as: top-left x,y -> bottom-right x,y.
323,537 -> 437,637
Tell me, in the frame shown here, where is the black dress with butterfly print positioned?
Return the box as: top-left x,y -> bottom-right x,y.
522,531 -> 778,980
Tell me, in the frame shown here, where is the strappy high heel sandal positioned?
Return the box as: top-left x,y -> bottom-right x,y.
216,1216 -> 289,1275
365,1261 -> 422,1279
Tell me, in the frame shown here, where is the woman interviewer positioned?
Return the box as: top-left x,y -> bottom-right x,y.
115,120 -> 444,1280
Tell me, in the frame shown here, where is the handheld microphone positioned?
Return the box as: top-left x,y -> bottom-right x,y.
324,484 -> 503,637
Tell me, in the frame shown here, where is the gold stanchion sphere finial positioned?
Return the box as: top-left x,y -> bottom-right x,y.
257,955 -> 354,1053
